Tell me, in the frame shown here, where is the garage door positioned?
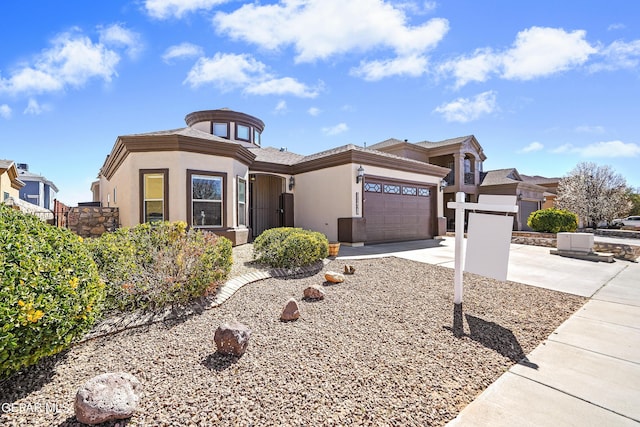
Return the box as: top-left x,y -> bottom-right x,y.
363,179 -> 435,243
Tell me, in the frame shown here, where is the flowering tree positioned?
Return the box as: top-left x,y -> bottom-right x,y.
555,162 -> 631,228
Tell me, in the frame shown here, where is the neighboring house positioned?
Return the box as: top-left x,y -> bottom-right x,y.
369,135 -> 487,229
95,108 -> 451,245
479,168 -> 548,231
16,163 -> 59,210
0,159 -> 25,202
520,174 -> 560,209
1,159 -> 53,221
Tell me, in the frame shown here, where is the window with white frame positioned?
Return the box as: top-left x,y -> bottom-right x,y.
191,173 -> 223,227
141,171 -> 167,223
237,177 -> 246,226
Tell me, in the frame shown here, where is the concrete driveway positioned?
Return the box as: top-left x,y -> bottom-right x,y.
337,236 -> 630,297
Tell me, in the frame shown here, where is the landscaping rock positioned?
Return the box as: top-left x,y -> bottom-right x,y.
214,321 -> 252,356
303,285 -> 325,300
324,271 -> 345,283
74,372 -> 143,425
343,265 -> 356,275
280,298 -> 300,321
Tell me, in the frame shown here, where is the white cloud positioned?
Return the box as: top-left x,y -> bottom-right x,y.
0,29 -> 121,96
213,0 -> 448,65
0,104 -> 11,119
308,107 -> 321,116
184,53 -> 320,97
608,23 -> 626,31
322,122 -> 349,135
438,48 -> 501,88
590,39 -> 640,72
551,140 -> 640,158
579,140 -> 640,158
502,27 -> 596,80
144,0 -> 229,19
162,43 -> 204,63
519,141 -> 544,153
184,53 -> 267,89
274,100 -> 287,114
246,77 -> 320,98
98,24 -> 143,59
440,26 -> 597,87
575,125 -> 605,134
23,98 -> 50,115
433,90 -> 497,123
550,143 -> 573,154
351,54 -> 429,81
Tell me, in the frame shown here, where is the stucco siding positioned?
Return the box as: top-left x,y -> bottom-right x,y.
100,151 -> 249,228
294,164 -> 355,241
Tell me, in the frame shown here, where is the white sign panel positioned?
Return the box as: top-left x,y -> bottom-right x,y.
464,212 -> 514,281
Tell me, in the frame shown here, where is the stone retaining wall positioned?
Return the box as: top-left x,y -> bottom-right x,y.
68,207 -> 119,238
511,232 -> 556,248
593,242 -> 640,262
592,228 -> 640,240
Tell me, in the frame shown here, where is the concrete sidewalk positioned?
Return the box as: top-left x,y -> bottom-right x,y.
337,238 -> 640,426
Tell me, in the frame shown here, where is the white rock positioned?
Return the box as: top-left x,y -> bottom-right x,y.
74,372 -> 143,425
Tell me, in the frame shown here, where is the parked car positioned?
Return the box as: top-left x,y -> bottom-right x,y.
611,216 -> 640,227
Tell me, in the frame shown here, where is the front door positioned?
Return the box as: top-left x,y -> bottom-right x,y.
250,174 -> 286,238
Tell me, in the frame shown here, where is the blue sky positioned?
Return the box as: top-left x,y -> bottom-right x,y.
1,0 -> 639,205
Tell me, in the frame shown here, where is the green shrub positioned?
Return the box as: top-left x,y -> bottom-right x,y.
253,227 -> 329,268
86,221 -> 232,312
527,208 -> 578,233
0,204 -> 104,379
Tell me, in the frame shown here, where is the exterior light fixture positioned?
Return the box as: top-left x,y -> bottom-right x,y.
289,176 -> 295,190
356,165 -> 365,184
440,178 -> 448,192
517,193 -> 523,201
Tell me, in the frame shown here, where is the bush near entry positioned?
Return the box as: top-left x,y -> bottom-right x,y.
0,204 -> 104,379
253,227 -> 329,268
527,208 -> 578,233
86,221 -> 232,312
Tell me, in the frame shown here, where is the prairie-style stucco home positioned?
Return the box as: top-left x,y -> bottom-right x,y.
93,108 -> 549,245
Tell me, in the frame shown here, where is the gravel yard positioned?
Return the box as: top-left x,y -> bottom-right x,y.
0,248 -> 586,426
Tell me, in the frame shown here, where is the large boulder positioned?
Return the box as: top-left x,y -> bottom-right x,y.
214,321 -> 252,357
280,298 -> 300,321
303,285 -> 325,301
324,271 -> 345,283
74,372 -> 143,425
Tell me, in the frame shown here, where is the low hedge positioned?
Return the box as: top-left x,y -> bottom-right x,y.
253,227 -> 329,268
527,208 -> 578,233
0,205 -> 104,379
86,221 -> 232,312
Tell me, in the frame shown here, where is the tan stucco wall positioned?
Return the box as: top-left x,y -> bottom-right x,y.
0,171 -> 20,200
100,151 -> 249,229
293,164 -> 355,241
293,163 -> 444,242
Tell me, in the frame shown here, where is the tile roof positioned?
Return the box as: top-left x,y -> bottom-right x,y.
415,135 -> 475,148
125,127 -> 236,144
296,143 -> 437,167
520,174 -> 561,184
369,135 -> 476,150
249,147 -> 305,165
480,168 -> 521,186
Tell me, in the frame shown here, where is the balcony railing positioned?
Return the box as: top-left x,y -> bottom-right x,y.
464,172 -> 475,185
